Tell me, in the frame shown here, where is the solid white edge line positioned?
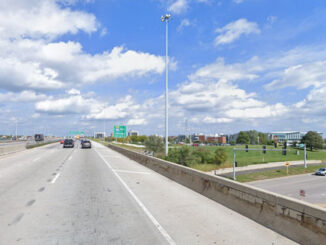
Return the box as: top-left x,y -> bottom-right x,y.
51,173 -> 61,184
94,148 -> 176,245
115,169 -> 151,175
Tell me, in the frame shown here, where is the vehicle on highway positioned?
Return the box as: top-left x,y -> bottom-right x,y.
60,139 -> 64,144
63,139 -> 74,148
34,134 -> 44,141
81,140 -> 91,149
315,168 -> 326,176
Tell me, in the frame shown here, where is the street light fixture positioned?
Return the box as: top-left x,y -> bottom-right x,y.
161,14 -> 171,156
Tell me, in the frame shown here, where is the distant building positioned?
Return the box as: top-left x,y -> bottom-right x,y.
269,131 -> 323,143
176,135 -> 186,143
94,132 -> 105,139
128,130 -> 139,136
206,136 -> 227,144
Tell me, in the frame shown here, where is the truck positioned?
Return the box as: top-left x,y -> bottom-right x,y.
34,134 -> 44,141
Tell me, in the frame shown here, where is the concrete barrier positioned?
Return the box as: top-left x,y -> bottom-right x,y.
108,143 -> 326,244
0,143 -> 26,156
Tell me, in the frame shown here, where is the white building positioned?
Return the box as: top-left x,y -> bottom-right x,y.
268,131 -> 323,143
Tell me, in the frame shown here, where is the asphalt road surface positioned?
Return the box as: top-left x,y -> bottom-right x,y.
0,141 -> 297,244
249,173 -> 326,206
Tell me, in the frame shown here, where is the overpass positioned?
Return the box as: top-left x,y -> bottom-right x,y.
0,140 -> 317,244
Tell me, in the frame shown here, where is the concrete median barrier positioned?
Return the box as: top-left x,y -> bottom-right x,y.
108,143 -> 326,245
0,143 -> 26,156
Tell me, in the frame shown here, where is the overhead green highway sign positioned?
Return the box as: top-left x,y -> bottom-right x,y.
69,131 -> 85,135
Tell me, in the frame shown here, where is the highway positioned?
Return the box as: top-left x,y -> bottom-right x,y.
0,141 -> 296,244
249,173 -> 326,206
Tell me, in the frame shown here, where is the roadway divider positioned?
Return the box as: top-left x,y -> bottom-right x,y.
0,143 -> 26,156
107,143 -> 326,245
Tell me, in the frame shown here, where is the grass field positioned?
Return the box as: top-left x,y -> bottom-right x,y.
234,164 -> 326,182
191,145 -> 326,168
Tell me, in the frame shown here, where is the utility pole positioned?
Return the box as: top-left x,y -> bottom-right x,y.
161,14 -> 171,156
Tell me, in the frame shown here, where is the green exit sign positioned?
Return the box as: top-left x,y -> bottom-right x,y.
114,125 -> 126,138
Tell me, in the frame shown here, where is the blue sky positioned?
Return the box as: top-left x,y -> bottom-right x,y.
1,0 -> 326,136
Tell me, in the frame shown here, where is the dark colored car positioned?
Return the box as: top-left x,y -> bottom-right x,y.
81,140 -> 91,149
63,139 -> 74,148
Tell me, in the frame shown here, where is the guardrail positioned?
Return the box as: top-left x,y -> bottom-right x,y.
107,143 -> 326,245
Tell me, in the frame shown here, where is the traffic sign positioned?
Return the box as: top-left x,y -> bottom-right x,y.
285,162 -> 290,166
114,125 -> 127,138
69,131 -> 84,135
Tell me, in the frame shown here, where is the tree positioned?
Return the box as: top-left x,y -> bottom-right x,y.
213,148 -> 228,165
137,135 -> 148,143
144,135 -> 164,153
130,135 -> 138,143
247,130 -> 258,144
258,132 -> 268,145
301,131 -> 323,151
236,131 -> 250,144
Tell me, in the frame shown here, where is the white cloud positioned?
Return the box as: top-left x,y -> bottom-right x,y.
233,0 -> 243,4
215,19 -> 260,46
0,0 -> 98,40
168,0 -> 188,14
177,19 -> 191,32
189,57 -> 259,82
0,90 -> 48,102
127,118 -> 148,125
67,88 -> 81,95
265,61 -> 326,90
35,95 -> 95,114
0,57 -> 64,91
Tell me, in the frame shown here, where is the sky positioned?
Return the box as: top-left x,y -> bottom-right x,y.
1,0 -> 326,136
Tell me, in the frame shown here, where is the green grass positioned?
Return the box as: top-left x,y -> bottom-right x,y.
234,164 -> 326,182
197,145 -> 326,168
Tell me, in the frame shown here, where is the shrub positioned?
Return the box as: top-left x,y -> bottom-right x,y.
213,148 -> 228,165
166,146 -> 200,166
193,147 -> 212,164
144,135 -> 164,153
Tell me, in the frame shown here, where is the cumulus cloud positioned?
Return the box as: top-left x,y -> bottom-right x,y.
0,90 -> 48,102
215,19 -> 260,46
35,93 -> 149,125
177,19 -> 191,32
265,61 -> 326,90
0,0 -> 98,40
168,0 -> 188,14
189,57 -> 259,82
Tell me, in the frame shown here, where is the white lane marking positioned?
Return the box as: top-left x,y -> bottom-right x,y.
94,148 -> 176,245
68,156 -> 72,161
33,157 -> 41,162
115,169 -> 151,175
51,173 -> 61,184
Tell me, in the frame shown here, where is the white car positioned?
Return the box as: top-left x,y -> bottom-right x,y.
315,168 -> 326,176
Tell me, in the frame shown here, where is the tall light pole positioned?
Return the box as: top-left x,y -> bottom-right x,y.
161,14 -> 171,156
